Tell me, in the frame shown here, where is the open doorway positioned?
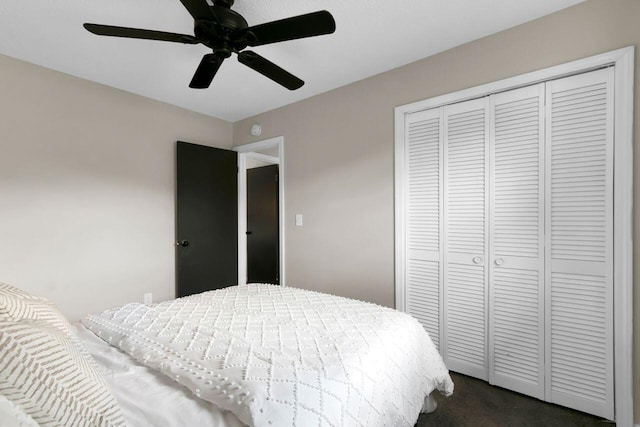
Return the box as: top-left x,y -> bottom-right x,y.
234,137 -> 285,286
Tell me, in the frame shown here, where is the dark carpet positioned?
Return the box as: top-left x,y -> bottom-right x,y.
416,373 -> 614,427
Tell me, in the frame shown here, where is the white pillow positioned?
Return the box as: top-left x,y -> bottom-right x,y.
0,282 -> 70,334
0,318 -> 126,427
0,394 -> 38,427
0,282 -> 126,427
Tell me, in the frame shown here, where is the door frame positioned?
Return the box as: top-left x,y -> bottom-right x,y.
234,136 -> 285,287
394,46 -> 634,425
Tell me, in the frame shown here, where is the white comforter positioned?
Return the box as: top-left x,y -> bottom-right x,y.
81,284 -> 453,427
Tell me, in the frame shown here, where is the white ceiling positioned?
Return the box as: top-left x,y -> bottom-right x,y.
0,0 -> 585,122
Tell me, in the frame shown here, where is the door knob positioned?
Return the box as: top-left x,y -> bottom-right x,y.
495,258 -> 504,266
473,257 -> 482,264
246,231 -> 253,235
176,240 -> 189,247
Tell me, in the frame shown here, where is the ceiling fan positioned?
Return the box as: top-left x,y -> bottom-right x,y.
84,0 -> 336,90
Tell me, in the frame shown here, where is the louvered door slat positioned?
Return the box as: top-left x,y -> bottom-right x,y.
406,259 -> 439,347
405,109 -> 442,349
488,84 -> 545,399
545,68 -> 614,420
443,98 -> 489,380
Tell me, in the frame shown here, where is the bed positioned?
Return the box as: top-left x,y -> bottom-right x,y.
0,282 -> 453,426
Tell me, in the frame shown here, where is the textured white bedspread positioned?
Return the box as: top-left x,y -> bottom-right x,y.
73,324 -> 245,427
81,284 -> 453,426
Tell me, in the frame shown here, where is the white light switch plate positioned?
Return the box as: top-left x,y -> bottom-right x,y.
295,214 -> 303,227
143,293 -> 153,305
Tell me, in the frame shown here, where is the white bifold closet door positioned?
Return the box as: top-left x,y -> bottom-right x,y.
402,67 -> 615,419
488,83 -> 546,399
544,68 -> 614,419
404,108 -> 443,349
442,98 -> 490,380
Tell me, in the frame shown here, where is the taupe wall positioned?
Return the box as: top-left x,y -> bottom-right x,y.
0,53 -> 233,321
233,0 -> 640,421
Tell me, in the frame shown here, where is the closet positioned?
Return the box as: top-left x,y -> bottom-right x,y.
399,67 -> 615,419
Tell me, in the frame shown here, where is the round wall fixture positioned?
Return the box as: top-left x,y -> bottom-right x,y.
250,123 -> 262,136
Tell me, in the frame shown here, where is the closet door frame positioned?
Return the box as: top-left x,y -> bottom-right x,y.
394,46 -> 634,426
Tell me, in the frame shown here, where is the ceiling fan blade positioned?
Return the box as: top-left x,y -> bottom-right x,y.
238,51 -> 303,90
84,24 -> 198,44
190,54 -> 224,89
245,10 -> 335,47
179,0 -> 216,21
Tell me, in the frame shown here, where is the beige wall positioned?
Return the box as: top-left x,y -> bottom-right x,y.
233,0 -> 640,421
0,53 -> 233,321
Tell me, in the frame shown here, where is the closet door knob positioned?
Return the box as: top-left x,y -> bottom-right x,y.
472,257 -> 481,264
495,258 -> 504,266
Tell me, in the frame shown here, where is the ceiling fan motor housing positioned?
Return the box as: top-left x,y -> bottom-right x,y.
194,4 -> 249,54
211,6 -> 247,32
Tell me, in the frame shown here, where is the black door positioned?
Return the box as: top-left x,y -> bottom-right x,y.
247,164 -> 279,284
176,141 -> 237,297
